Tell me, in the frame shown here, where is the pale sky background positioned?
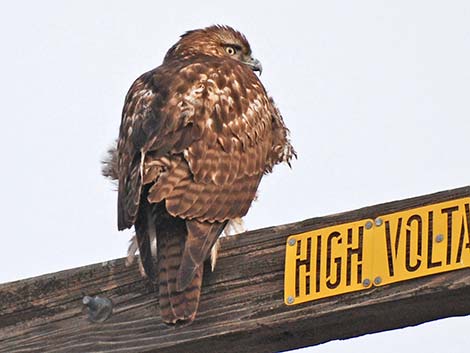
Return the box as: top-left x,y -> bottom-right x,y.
1,1 -> 469,352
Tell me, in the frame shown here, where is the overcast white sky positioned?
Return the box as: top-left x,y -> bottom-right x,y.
1,1 -> 469,352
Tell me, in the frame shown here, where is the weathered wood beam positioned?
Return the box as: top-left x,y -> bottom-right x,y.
1,186 -> 470,353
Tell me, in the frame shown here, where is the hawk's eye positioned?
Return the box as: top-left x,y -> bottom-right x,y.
225,46 -> 236,55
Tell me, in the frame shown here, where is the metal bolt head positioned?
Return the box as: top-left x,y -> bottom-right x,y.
363,278 -> 371,287
287,296 -> 295,304
435,234 -> 444,243
365,221 -> 373,230
83,295 -> 113,323
288,238 -> 296,246
375,218 -> 383,227
374,276 -> 382,285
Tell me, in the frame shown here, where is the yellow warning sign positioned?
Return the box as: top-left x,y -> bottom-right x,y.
284,198 -> 470,305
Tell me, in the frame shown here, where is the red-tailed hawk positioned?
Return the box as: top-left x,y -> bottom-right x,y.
106,25 -> 295,324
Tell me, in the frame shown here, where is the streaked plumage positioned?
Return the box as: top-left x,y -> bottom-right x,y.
107,25 -> 295,324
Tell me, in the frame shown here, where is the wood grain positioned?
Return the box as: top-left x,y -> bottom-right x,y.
1,186 -> 470,353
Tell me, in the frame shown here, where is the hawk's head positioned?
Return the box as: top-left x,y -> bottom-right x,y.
164,25 -> 262,74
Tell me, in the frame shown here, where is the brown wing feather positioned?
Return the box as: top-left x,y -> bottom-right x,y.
139,61 -> 274,223
119,57 -> 285,226
117,74 -> 151,230
117,64 -> 196,230
133,195 -> 157,281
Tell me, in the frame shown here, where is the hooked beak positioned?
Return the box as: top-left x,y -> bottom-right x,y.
244,57 -> 263,75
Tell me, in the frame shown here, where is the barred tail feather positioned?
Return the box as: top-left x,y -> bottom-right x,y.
177,219 -> 226,291
157,219 -> 203,324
